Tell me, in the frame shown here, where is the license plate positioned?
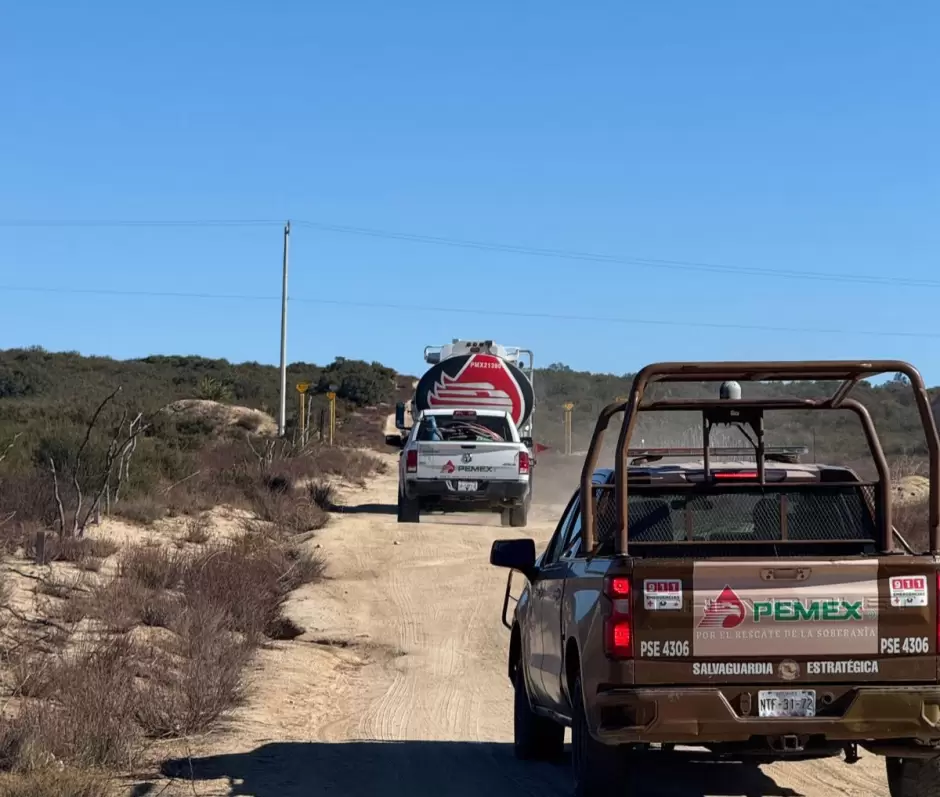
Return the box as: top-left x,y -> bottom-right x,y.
457,481 -> 478,492
757,690 -> 816,718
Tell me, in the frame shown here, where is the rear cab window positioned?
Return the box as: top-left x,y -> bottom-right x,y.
416,413 -> 513,443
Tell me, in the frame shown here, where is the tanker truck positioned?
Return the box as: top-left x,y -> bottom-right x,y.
386,340 -> 537,526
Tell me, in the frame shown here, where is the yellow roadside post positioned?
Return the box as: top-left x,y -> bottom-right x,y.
326,385 -> 338,446
296,382 -> 310,444
563,402 -> 574,455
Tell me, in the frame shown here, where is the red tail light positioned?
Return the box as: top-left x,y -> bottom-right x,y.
604,576 -> 633,659
518,451 -> 530,475
405,450 -> 418,473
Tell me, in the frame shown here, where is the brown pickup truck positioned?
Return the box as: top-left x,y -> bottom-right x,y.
490,360 -> 940,797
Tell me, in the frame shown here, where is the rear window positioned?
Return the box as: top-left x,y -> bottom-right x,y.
594,485 -> 878,547
416,414 -> 511,443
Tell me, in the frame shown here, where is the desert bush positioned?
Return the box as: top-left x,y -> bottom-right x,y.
309,481 -> 337,510
25,534 -> 120,563
136,596 -> 250,737
181,515 -> 211,544
2,638 -> 140,771
0,768 -> 109,797
180,534 -> 323,642
71,577 -> 174,632
113,494 -> 167,525
118,545 -> 185,591
248,488 -> 328,534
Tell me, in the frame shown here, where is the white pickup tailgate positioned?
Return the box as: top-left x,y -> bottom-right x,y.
415,443 -> 524,482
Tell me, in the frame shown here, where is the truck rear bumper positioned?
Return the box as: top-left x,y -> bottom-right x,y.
404,479 -> 528,505
591,685 -> 940,747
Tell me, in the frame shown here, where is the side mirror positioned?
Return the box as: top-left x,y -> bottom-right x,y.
490,538 -> 537,579
385,433 -> 404,449
395,402 -> 406,430
520,436 -> 533,449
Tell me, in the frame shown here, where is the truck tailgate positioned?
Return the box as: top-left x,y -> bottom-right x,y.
414,442 -> 523,482
633,558 -> 937,686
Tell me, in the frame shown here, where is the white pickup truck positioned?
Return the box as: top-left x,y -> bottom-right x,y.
389,408 -> 532,527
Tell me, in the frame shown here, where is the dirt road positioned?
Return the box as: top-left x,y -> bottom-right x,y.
157,456 -> 890,796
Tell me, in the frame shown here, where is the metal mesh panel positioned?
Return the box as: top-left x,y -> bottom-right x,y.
592,483 -> 879,547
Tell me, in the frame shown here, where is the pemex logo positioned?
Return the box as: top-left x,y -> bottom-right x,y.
440,460 -> 456,474
414,354 -> 534,428
699,585 -> 746,629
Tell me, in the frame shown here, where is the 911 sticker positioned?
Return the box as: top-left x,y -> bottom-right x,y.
889,576 -> 929,608
644,579 -> 682,611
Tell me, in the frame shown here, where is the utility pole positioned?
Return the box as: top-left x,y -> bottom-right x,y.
277,220 -> 290,437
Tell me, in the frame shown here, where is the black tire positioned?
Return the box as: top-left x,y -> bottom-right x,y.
571,675 -> 624,797
397,488 -> 420,523
886,756 -> 940,797
510,502 -> 528,528
500,509 -> 512,526
513,667 -> 564,761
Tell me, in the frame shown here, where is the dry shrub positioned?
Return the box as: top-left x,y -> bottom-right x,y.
113,494 -> 167,525
180,534 -> 323,642
74,577 -> 177,632
308,481 -> 337,511
181,516 -> 211,544
3,638 -> 140,772
25,536 -> 118,565
137,596 -> 250,736
249,489 -> 328,534
0,768 -> 109,797
118,545 -> 185,590
35,572 -> 79,601
308,447 -> 383,485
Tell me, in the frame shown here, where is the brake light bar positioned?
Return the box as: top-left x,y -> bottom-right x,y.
686,469 -> 788,483
405,449 -> 418,473
604,576 -> 632,659
452,410 -> 478,417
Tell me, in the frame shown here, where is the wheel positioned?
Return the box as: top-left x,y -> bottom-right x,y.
501,509 -> 512,527
513,666 -> 564,761
886,755 -> 940,797
571,675 -> 625,797
397,488 -> 420,523
510,502 -> 528,528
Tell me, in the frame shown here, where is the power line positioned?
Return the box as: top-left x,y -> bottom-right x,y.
0,219 -> 280,228
1,283 -> 938,340
1,216 -> 937,288
293,220 -> 940,288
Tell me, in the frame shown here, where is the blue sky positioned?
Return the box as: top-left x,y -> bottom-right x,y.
1,1 -> 937,381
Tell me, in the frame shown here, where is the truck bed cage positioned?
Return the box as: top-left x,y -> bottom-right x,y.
579,360 -> 940,557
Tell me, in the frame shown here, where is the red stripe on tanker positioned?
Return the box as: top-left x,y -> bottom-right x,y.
414,353 -> 535,429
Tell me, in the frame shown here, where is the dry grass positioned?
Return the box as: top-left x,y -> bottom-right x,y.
180,516 -> 211,544
136,596 -> 250,736
2,638 -> 141,772
23,536 -> 118,566
118,546 -> 185,591
0,768 -> 110,797
249,489 -> 329,534
309,481 -> 337,510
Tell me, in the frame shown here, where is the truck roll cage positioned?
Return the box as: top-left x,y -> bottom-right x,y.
579,360 -> 940,557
